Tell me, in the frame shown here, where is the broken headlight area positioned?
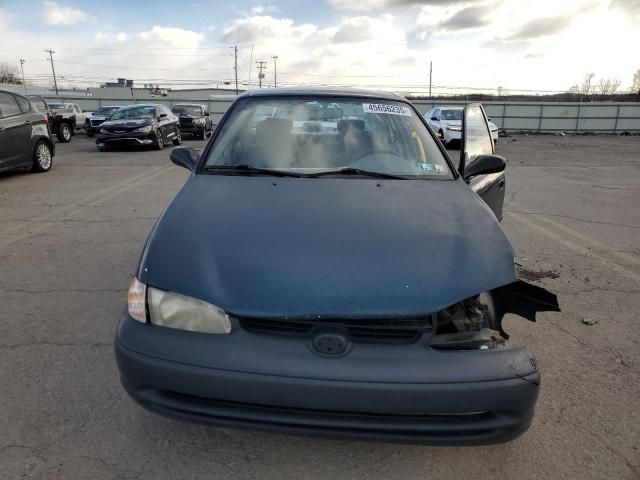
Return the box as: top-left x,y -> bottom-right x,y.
429,280 -> 560,351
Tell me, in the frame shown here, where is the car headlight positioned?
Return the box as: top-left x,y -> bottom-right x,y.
100,128 -> 108,134
127,278 -> 231,333
193,118 -> 204,125
447,126 -> 462,132
134,125 -> 153,133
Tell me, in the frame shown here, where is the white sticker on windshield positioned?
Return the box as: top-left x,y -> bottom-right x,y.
362,103 -> 412,116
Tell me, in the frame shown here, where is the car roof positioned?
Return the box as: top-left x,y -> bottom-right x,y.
239,86 -> 406,102
439,106 -> 464,111
173,103 -> 204,107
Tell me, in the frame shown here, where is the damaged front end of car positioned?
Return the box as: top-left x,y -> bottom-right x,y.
429,279 -> 560,351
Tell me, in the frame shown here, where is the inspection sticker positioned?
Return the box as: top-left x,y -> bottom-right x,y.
362,103 -> 412,116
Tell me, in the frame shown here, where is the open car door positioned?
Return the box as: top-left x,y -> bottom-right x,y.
460,103 -> 506,220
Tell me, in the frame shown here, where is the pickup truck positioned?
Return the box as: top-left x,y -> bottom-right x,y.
50,102 -> 91,128
27,96 -> 77,143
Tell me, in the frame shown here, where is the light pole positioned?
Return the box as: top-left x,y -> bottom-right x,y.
272,55 -> 278,87
19,59 -> 26,94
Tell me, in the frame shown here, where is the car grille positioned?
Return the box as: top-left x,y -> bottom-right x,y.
238,316 -> 432,343
90,119 -> 106,127
179,117 -> 194,126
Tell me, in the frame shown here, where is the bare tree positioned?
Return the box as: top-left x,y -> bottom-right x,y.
630,68 -> 640,93
568,84 -> 580,94
596,77 -> 622,96
580,72 -> 595,96
0,62 -> 22,84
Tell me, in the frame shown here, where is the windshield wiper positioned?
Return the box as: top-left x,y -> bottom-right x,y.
203,164 -> 303,178
307,168 -> 408,180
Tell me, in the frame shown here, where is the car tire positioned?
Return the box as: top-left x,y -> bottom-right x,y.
32,140 -> 53,172
87,131 -> 94,138
86,125 -> 94,137
154,130 -> 164,150
172,128 -> 182,146
58,123 -> 72,143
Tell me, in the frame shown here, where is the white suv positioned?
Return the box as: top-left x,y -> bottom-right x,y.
425,106 -> 498,147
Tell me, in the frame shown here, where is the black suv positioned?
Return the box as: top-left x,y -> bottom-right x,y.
171,104 -> 212,139
0,89 -> 55,174
96,104 -> 181,151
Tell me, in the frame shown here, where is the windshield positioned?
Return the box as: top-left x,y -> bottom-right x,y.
110,106 -> 156,120
441,109 -> 462,121
94,107 -> 119,117
204,97 -> 452,178
173,105 -> 202,116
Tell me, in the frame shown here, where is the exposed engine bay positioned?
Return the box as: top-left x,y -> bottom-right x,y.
429,279 -> 560,350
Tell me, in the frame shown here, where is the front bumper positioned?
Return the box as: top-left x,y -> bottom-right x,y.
443,129 -> 462,145
96,131 -> 156,148
179,122 -> 204,136
115,314 -> 540,445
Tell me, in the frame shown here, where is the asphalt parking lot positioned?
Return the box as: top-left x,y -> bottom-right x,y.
1,134 -> 639,479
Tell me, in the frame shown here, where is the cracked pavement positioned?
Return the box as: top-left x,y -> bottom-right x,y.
1,135 -> 639,479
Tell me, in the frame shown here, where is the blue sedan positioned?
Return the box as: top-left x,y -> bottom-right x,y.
115,88 -> 559,445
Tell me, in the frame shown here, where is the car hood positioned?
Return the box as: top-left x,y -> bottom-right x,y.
100,118 -> 153,129
139,175 -> 517,319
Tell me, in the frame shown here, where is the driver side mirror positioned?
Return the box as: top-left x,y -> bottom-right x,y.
204,111 -> 210,116
170,147 -> 200,171
158,113 -> 168,119
463,155 -> 506,181
430,117 -> 438,121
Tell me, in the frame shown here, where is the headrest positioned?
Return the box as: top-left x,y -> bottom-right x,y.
337,119 -> 366,134
256,117 -> 293,142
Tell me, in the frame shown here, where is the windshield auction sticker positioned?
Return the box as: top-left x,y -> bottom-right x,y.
362,103 -> 412,116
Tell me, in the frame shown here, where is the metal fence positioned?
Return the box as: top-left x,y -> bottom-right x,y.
41,94 -> 640,134
412,100 -> 640,133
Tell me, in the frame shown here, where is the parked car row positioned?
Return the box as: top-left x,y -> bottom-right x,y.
93,102 -> 212,151
0,89 -> 54,174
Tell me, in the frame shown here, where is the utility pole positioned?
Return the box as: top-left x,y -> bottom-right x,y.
233,45 -> 239,95
19,59 -> 26,94
256,61 -> 267,88
271,56 -> 278,87
45,49 -> 58,95
429,61 -> 432,98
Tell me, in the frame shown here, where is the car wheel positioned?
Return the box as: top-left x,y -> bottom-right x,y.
58,123 -> 72,143
172,128 -> 182,146
32,140 -> 53,172
154,130 -> 164,150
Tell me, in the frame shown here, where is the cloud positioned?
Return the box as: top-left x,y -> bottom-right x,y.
249,4 -> 279,15
609,0 -> 640,19
42,1 -> 90,25
95,31 -> 128,44
328,0 -> 483,11
331,16 -> 378,43
221,15 -> 316,44
137,26 -> 204,49
504,16 -> 571,40
439,4 -> 493,30
390,56 -> 416,67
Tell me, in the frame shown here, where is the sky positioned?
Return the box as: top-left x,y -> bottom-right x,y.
0,0 -> 639,94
